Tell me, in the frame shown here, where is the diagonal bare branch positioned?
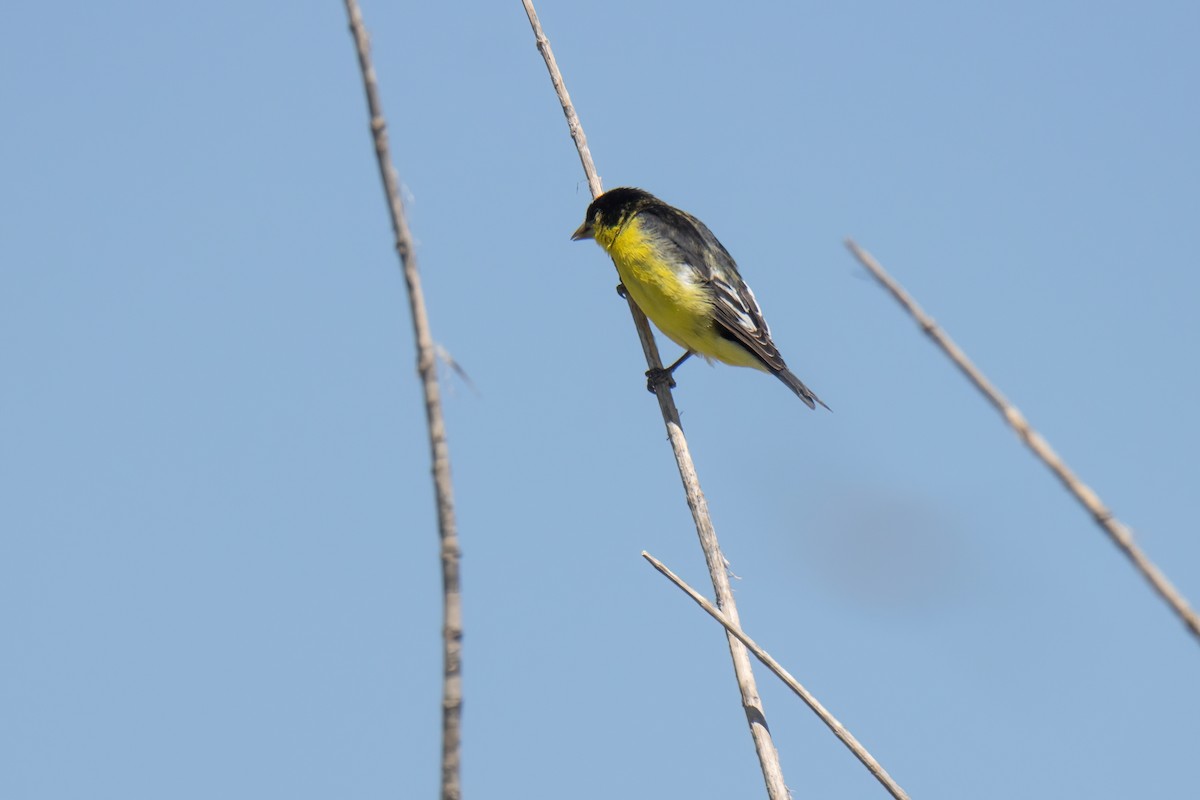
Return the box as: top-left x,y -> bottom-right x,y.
344,4 -> 465,799
643,552 -> 912,800
520,2 -> 789,797
846,238 -> 1200,645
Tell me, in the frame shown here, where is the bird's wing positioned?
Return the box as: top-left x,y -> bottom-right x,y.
641,205 -> 787,372
706,273 -> 788,372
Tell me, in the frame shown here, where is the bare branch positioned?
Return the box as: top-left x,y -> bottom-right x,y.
343,4 -> 464,799
845,238 -> 1200,644
643,552 -> 912,800
520,3 -> 789,797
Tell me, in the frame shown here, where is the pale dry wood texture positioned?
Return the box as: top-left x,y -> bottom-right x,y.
846,238 -> 1200,645
643,552 -> 912,800
344,4 -> 465,799
520,2 -> 790,798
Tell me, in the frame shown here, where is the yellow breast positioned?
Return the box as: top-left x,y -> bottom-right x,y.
595,215 -> 767,371
600,217 -> 713,352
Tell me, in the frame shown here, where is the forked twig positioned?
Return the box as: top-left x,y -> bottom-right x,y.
846,238 -> 1200,644
643,552 -> 912,800
520,2 -> 789,797
344,4 -> 465,799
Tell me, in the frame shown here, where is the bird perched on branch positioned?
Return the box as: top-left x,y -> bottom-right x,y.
572,187 -> 828,410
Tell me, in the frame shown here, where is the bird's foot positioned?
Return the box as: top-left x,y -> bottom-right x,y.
645,367 -> 677,394
615,283 -> 628,299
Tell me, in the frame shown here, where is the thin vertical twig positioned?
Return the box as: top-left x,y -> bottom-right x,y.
344,4 -> 464,800
643,552 -> 912,800
846,239 -> 1200,644
520,3 -> 789,798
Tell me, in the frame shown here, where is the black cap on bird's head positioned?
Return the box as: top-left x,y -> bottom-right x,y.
571,187 -> 658,241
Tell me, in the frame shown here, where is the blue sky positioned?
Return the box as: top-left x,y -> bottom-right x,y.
3,2 -> 1198,798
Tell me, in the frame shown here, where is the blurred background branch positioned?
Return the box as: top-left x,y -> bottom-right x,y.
846,238 -> 1200,645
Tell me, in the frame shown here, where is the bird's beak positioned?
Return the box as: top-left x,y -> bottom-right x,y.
571,221 -> 594,241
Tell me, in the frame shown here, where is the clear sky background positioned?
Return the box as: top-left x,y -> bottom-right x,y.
3,2 -> 1198,798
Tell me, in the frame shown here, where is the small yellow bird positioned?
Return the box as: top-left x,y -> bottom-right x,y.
572,187 -> 828,410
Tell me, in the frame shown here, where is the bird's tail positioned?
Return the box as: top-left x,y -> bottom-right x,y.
775,368 -> 830,411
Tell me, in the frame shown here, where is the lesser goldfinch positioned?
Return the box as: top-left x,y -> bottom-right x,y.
572,187 -> 828,410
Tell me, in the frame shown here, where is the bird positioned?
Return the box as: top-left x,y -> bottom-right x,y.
571,187 -> 828,410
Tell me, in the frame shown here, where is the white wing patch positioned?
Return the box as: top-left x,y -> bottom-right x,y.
706,273 -> 786,370
712,276 -> 768,337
